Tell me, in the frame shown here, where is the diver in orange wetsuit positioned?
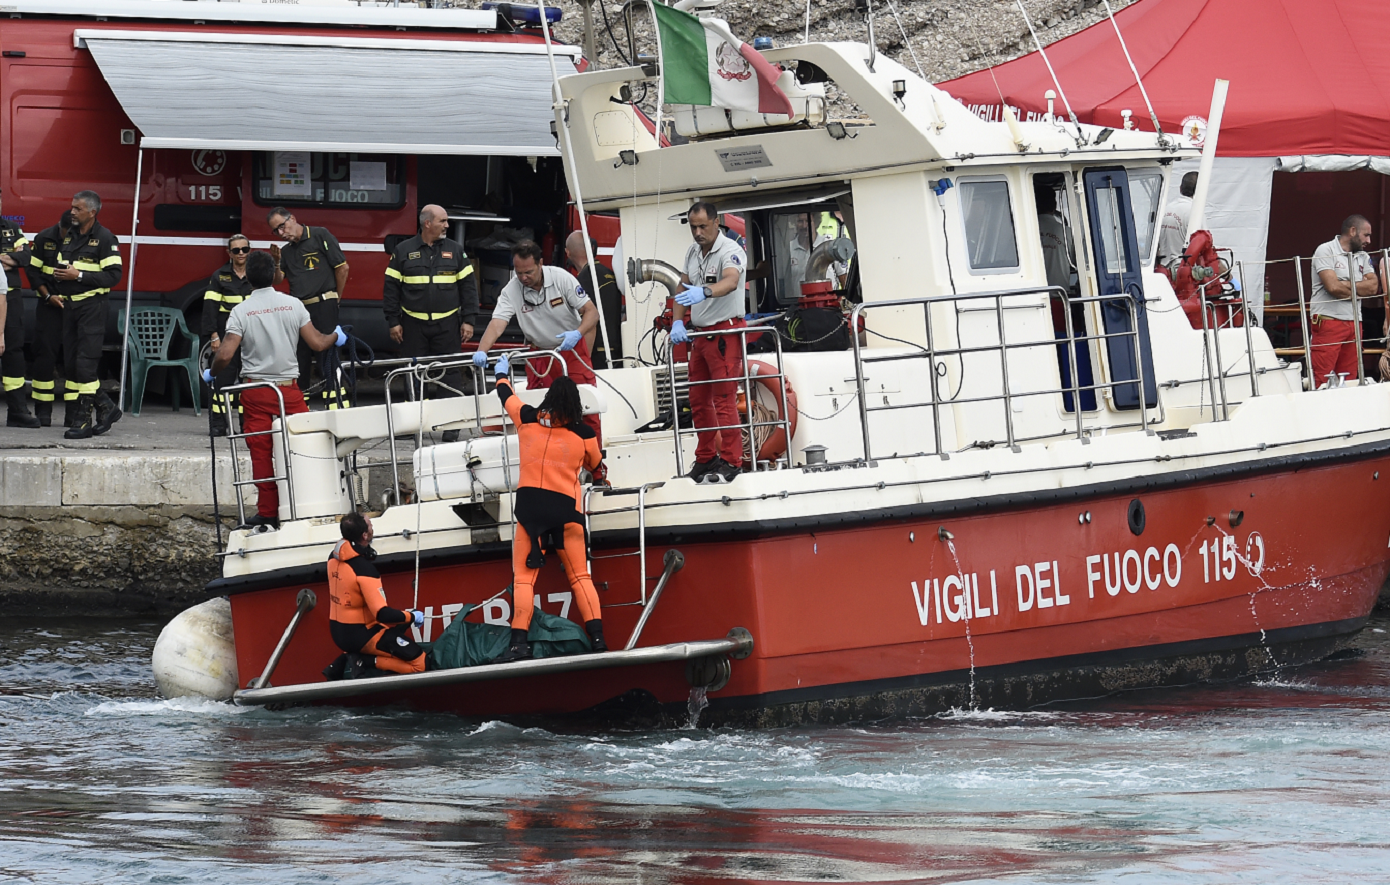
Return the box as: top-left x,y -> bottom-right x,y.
324,511 -> 427,679
491,354 -> 609,662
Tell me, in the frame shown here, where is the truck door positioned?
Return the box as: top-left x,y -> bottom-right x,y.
1082,167 -> 1156,411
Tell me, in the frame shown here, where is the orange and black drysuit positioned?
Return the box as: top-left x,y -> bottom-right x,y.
498,377 -> 605,643
327,538 -> 426,675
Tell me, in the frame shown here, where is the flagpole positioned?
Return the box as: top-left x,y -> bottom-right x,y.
537,3 -> 615,368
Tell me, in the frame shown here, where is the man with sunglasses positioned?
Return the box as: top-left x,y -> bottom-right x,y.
265,208 -> 350,408
201,235 -> 255,436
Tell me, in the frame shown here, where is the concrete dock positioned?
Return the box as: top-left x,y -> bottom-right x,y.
0,381 -> 413,615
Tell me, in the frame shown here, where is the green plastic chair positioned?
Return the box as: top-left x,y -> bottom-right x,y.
119,307 -> 201,416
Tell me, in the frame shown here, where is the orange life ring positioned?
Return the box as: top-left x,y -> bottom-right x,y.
736,360 -> 799,462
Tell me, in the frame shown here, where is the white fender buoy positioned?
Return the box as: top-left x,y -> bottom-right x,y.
152,597 -> 239,700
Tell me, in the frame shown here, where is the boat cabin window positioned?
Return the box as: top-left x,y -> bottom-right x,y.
1091,183 -> 1134,276
253,151 -> 407,209
1128,169 -> 1164,263
959,178 -> 1020,273
762,206 -> 856,306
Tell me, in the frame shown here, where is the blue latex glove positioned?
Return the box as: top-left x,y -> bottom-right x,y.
675,283 -> 707,307
412,610 -> 425,628
556,329 -> 582,352
494,354 -> 510,377
669,319 -> 689,344
334,326 -> 348,347
201,367 -> 213,385
472,350 -> 489,368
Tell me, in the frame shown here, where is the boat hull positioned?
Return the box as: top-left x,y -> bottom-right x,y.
220,453 -> 1390,723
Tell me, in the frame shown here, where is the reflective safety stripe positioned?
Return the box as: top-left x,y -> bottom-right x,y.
31,390 -> 55,402
66,379 -> 99,394
99,255 -> 122,268
66,289 -> 110,301
72,260 -> 103,272
29,256 -> 46,270
398,269 -> 472,286
2,376 -> 25,392
384,267 -> 403,281
31,379 -> 55,402
403,306 -> 459,321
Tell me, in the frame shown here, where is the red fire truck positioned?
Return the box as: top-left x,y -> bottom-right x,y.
0,0 -> 618,364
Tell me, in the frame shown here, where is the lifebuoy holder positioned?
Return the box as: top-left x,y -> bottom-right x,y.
736,360 -> 799,462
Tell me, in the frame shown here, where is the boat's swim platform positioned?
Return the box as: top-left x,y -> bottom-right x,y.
233,629 -> 754,707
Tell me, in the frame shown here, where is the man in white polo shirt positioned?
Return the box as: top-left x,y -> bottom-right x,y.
206,250 -> 344,529
473,239 -> 603,443
1309,214 -> 1377,387
669,201 -> 748,484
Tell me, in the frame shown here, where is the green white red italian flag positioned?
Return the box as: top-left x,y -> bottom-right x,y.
650,4 -> 794,117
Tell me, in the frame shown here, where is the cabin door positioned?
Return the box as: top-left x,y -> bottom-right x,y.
1082,167 -> 1156,411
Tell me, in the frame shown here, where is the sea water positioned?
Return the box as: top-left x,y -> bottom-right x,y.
2,613 -> 1390,883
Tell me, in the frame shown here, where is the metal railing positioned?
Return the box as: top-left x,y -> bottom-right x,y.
1257,249 -> 1387,389
848,286 -> 1157,463
383,349 -> 569,507
215,379 -> 301,525
664,324 -> 794,476
583,482 -> 662,608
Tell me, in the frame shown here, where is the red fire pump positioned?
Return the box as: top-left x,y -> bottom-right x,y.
1166,229 -> 1244,329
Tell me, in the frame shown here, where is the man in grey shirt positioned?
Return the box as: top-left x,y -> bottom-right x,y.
1308,214 -> 1377,387
207,251 -> 343,529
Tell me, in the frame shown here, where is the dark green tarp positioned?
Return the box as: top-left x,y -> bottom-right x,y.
427,599 -> 592,670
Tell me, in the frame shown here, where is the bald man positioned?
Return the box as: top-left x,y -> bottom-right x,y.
564,231 -> 622,370
383,204 -> 479,440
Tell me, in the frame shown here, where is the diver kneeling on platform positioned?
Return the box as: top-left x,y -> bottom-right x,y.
324,512 -> 427,680
493,355 -> 609,662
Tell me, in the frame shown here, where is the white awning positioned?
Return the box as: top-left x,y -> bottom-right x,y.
1276,156 -> 1390,175
77,29 -> 579,155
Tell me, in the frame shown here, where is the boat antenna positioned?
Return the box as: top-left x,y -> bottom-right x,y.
1014,0 -> 1085,146
1100,0 -> 1171,149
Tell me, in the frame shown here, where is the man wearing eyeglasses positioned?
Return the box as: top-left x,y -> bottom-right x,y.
265,207 -> 350,408
383,204 -> 478,443
201,234 -> 255,436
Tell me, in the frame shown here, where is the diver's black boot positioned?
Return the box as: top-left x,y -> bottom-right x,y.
33,400 -> 52,427
322,653 -> 348,681
92,389 -> 122,436
64,395 -> 94,440
5,387 -> 40,428
494,628 -> 532,663
344,652 -> 383,680
585,619 -> 608,653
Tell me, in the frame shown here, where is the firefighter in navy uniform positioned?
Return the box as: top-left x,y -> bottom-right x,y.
324,511 -> 427,680
201,235 -> 255,436
383,203 -> 478,443
0,188 -> 39,428
266,207 -> 351,409
26,211 -> 72,427
51,191 -> 122,440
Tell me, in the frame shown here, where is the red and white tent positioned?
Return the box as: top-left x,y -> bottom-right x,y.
939,0 -> 1390,310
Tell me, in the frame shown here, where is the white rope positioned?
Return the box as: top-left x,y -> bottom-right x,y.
538,1 -> 615,368
884,0 -> 925,82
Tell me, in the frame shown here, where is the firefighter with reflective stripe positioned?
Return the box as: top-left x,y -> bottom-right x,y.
267,207 -> 351,409
201,235 -> 255,437
52,191 -> 123,440
325,512 -> 427,679
26,211 -> 72,427
0,187 -> 39,428
383,204 -> 479,442
491,357 -> 608,663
